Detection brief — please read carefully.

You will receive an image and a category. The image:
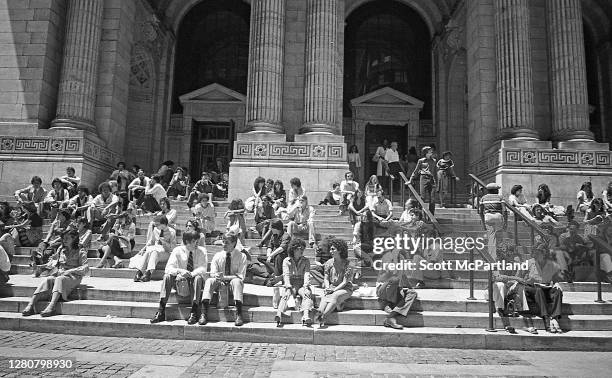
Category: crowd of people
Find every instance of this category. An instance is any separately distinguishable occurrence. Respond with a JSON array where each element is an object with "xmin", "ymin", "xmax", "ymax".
[{"xmin": 0, "ymin": 154, "xmax": 611, "ymax": 335}]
